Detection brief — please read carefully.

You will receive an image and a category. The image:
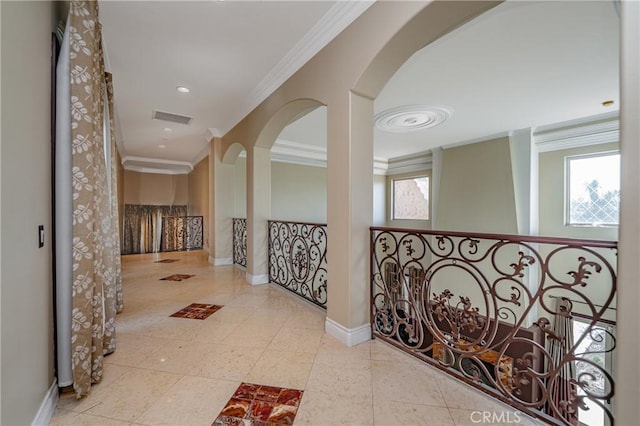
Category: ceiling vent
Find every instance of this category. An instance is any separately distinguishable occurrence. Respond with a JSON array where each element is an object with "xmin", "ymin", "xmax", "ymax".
[{"xmin": 152, "ymin": 110, "xmax": 193, "ymax": 125}]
